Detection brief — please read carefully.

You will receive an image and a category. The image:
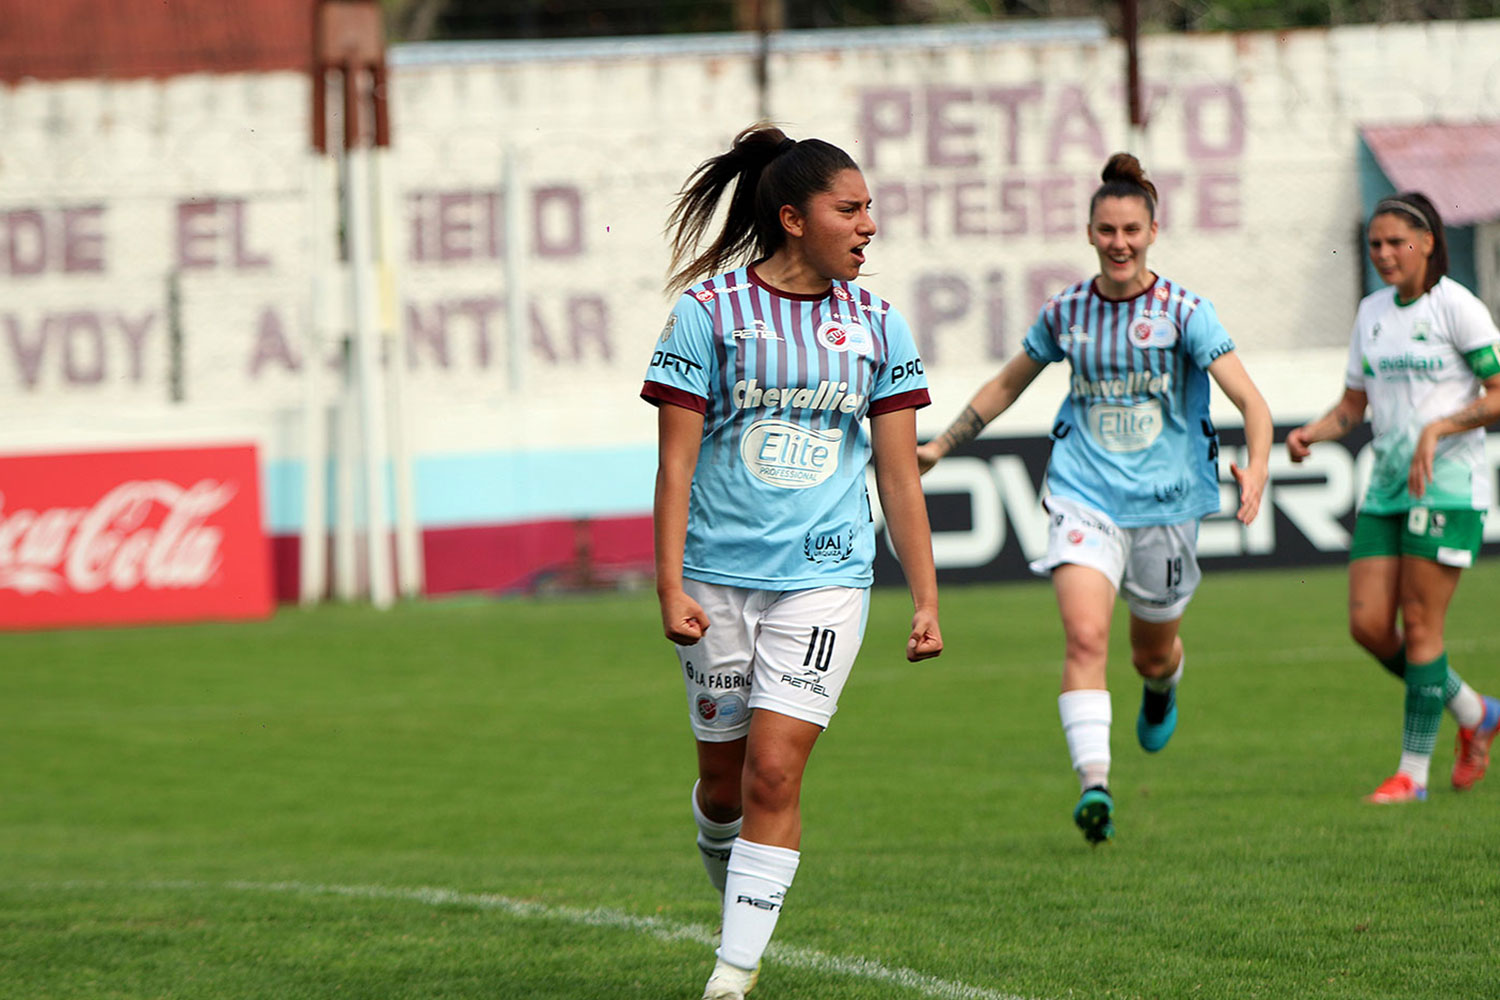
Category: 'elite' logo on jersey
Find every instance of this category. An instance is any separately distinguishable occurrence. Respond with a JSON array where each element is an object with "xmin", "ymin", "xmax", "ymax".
[
  {"xmin": 1089, "ymin": 400, "xmax": 1163, "ymax": 453},
  {"xmin": 740, "ymin": 419, "xmax": 843, "ymax": 489}
]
